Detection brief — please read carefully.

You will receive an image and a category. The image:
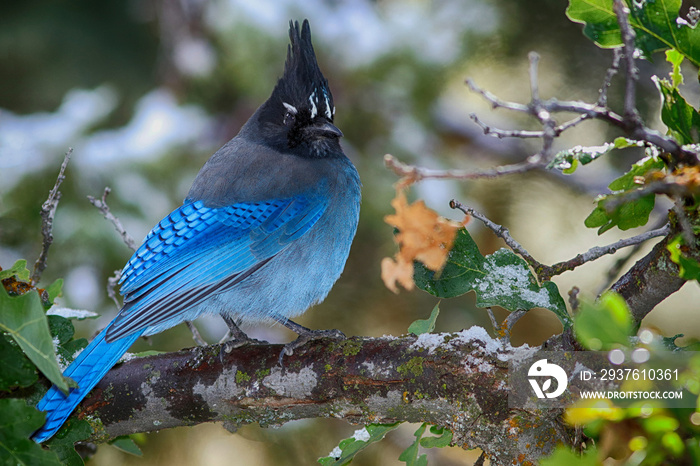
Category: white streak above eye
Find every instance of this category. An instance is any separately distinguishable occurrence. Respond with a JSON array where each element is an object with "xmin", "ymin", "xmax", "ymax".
[
  {"xmin": 282, "ymin": 102, "xmax": 298, "ymax": 114},
  {"xmin": 323, "ymin": 90, "xmax": 332, "ymax": 119},
  {"xmin": 308, "ymin": 90, "xmax": 318, "ymax": 119}
]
